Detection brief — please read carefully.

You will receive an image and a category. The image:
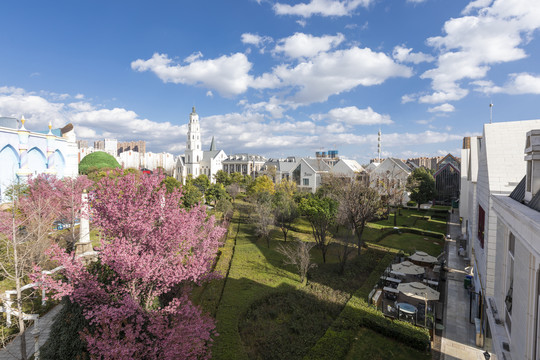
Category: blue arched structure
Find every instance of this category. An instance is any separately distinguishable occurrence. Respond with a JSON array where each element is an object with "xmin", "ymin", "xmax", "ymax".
[
  {"xmin": 53, "ymin": 149, "xmax": 66, "ymax": 178},
  {"xmin": 27, "ymin": 147, "xmax": 47, "ymax": 176},
  {"xmin": 0, "ymin": 144, "xmax": 20, "ymax": 200}
]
